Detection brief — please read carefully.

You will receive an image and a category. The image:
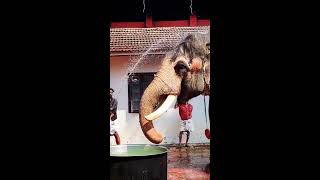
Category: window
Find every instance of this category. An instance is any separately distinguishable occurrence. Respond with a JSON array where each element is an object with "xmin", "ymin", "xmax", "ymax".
[{"xmin": 128, "ymin": 72, "xmax": 156, "ymax": 113}]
